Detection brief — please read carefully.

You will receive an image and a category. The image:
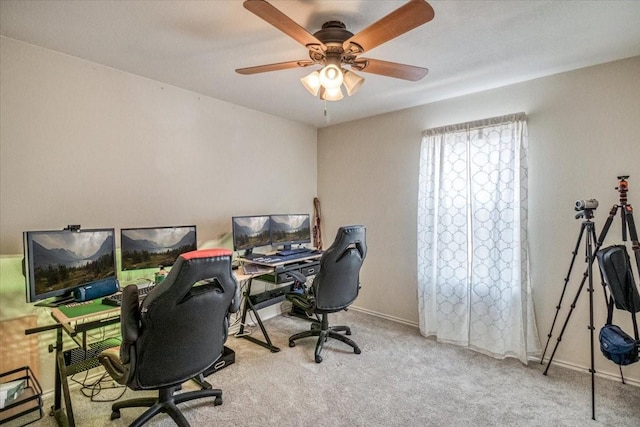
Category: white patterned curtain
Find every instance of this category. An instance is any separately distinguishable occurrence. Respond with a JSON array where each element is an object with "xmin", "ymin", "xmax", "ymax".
[{"xmin": 417, "ymin": 112, "xmax": 539, "ymax": 363}]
